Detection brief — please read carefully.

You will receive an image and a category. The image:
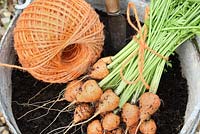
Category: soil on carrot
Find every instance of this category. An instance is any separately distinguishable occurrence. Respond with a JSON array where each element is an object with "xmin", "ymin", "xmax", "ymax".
[{"xmin": 12, "ymin": 11, "xmax": 188, "ymax": 134}]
